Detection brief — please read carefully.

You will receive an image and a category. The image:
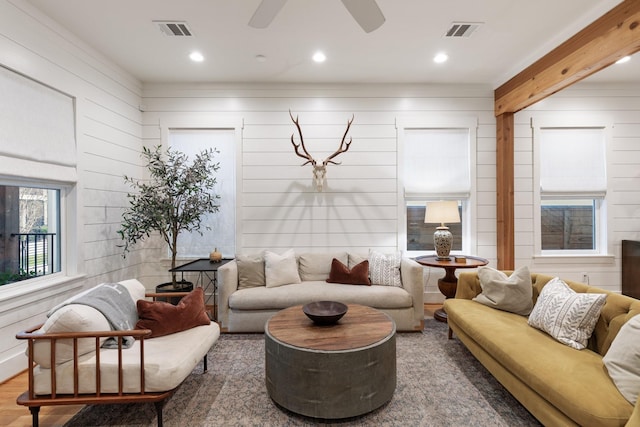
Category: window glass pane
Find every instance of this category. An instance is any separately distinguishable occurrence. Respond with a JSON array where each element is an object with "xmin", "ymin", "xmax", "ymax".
[
  {"xmin": 541, "ymin": 199, "xmax": 595, "ymax": 250},
  {"xmin": 407, "ymin": 204, "xmax": 462, "ymax": 251},
  {"xmin": 0, "ymin": 185, "xmax": 61, "ymax": 285}
]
